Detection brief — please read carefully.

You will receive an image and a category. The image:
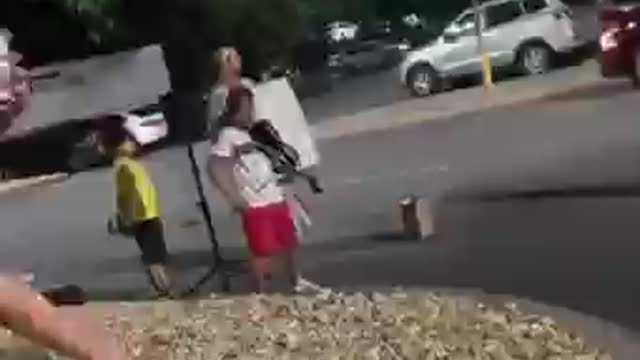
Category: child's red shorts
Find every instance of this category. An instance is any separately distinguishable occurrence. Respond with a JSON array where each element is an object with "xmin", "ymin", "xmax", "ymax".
[{"xmin": 241, "ymin": 201, "xmax": 299, "ymax": 258}]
